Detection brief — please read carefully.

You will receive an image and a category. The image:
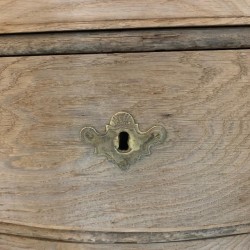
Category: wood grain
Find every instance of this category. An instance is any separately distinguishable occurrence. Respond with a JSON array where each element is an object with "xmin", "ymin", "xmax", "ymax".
[
  {"xmin": 0, "ymin": 234, "xmax": 250, "ymax": 250},
  {"xmin": 0, "ymin": 51, "xmax": 249, "ymax": 242},
  {"xmin": 1, "ymin": 0, "xmax": 250, "ymax": 34},
  {"xmin": 1, "ymin": 221, "xmax": 249, "ymax": 243},
  {"xmin": 2, "ymin": 27, "xmax": 250, "ymax": 56}
]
